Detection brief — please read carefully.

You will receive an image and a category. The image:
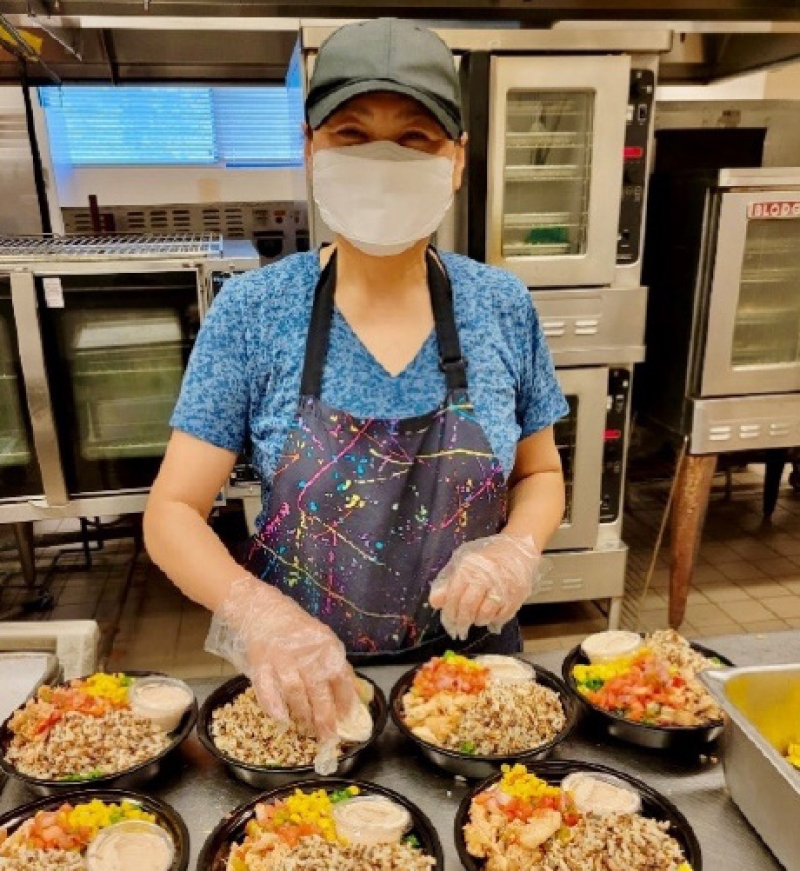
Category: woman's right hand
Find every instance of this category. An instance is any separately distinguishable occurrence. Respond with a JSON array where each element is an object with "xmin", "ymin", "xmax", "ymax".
[{"xmin": 205, "ymin": 575, "xmax": 358, "ymax": 743}]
